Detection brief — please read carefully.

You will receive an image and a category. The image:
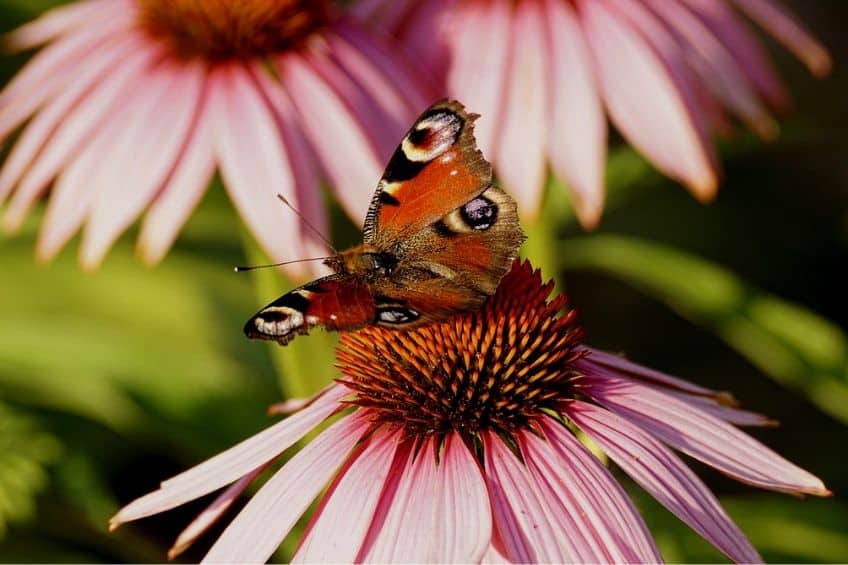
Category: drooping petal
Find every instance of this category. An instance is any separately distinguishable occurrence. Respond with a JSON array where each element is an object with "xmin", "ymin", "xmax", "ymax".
[
  {"xmin": 279, "ymin": 52, "xmax": 382, "ymax": 223},
  {"xmin": 250, "ymin": 64, "xmax": 329, "ymax": 273},
  {"xmin": 544, "ymin": 0, "xmax": 606, "ymax": 227},
  {"xmin": 586, "ymin": 375, "xmax": 831, "ymax": 496},
  {"xmin": 483, "ymin": 431, "xmax": 575, "ymax": 562},
  {"xmin": 566, "ymin": 400, "xmax": 762, "ymax": 563},
  {"xmin": 0, "ymin": 32, "xmax": 131, "ymax": 203},
  {"xmin": 390, "ymin": 0, "xmax": 453, "ymax": 83},
  {"xmin": 360, "ymin": 434, "xmax": 491, "ymax": 563},
  {"xmin": 1, "ymin": 0, "xmax": 133, "ymax": 51},
  {"xmin": 538, "ymin": 419, "xmax": 663, "ymax": 563},
  {"xmin": 110, "ymin": 384, "xmax": 347, "ymax": 528},
  {"xmin": 666, "ymin": 390, "xmax": 777, "ymax": 427},
  {"xmin": 210, "ymin": 62, "xmax": 302, "ymax": 266},
  {"xmin": 138, "ymin": 84, "xmax": 216, "ymax": 265},
  {"xmin": 333, "ymin": 19, "xmax": 433, "ymax": 111},
  {"xmin": 4, "ymin": 38, "xmax": 160, "ymax": 235},
  {"xmin": 294, "ymin": 428, "xmax": 402, "ymax": 563},
  {"xmin": 444, "ymin": 0, "xmax": 511, "ymax": 156},
  {"xmin": 80, "ymin": 62, "xmax": 205, "ymax": 269},
  {"xmin": 681, "ymin": 0, "xmax": 789, "ymax": 109},
  {"xmin": 0, "ymin": 16, "xmax": 133, "ymax": 141},
  {"xmin": 493, "ymin": 0, "xmax": 548, "ymax": 215},
  {"xmin": 203, "ymin": 412, "xmax": 369, "ymax": 564},
  {"xmin": 168, "ymin": 463, "xmax": 270, "ymax": 560},
  {"xmin": 732, "ymin": 0, "xmax": 831, "ymax": 77},
  {"xmin": 643, "ymin": 0, "xmax": 777, "ymax": 138},
  {"xmin": 578, "ymin": 0, "xmax": 718, "ymax": 200}
]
